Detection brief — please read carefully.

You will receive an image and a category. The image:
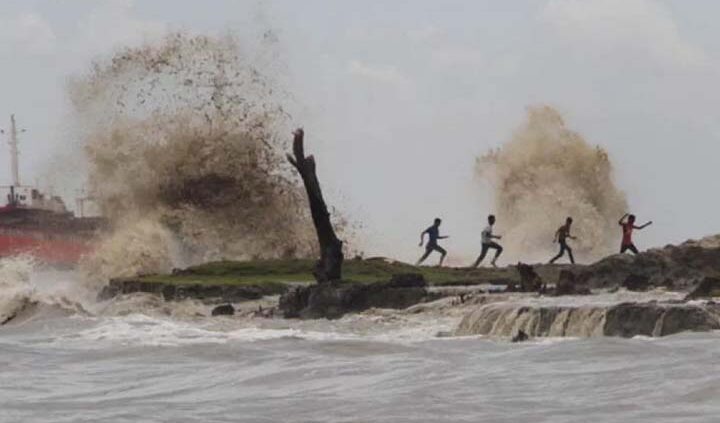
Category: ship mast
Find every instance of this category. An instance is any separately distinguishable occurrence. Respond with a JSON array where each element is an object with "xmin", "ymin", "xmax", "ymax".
[{"xmin": 9, "ymin": 114, "xmax": 21, "ymax": 187}]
